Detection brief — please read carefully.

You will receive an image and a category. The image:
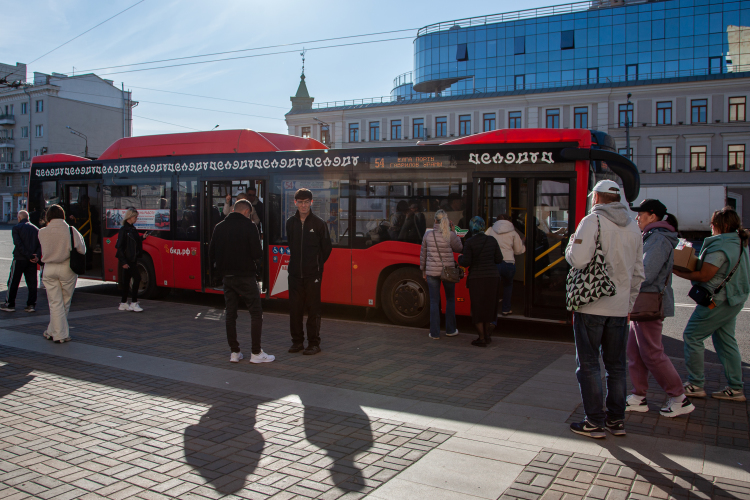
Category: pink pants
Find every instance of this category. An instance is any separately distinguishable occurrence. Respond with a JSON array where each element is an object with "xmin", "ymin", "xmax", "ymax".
[{"xmin": 627, "ymin": 319, "xmax": 684, "ymax": 398}]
